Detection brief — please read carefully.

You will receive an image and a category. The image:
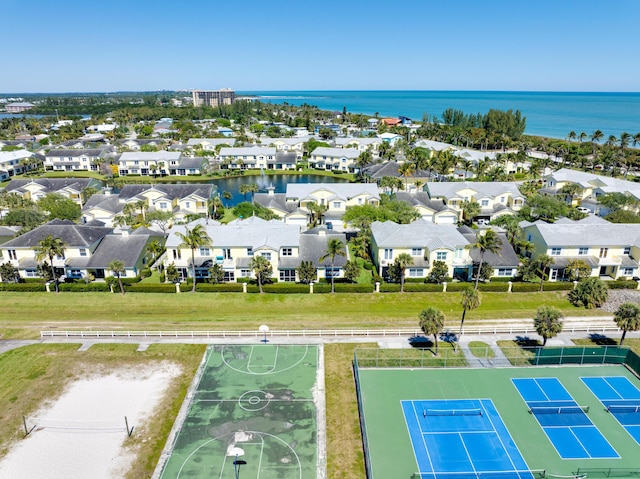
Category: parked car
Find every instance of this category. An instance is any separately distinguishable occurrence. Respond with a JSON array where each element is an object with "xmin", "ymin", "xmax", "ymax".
[{"xmin": 576, "ymin": 207, "xmax": 591, "ymax": 214}]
